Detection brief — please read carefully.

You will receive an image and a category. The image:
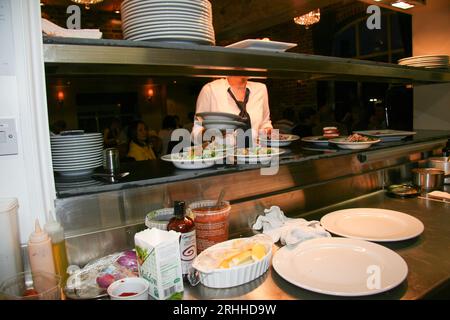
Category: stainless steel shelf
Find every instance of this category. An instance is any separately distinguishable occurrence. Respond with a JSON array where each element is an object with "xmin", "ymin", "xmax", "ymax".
[{"xmin": 43, "ymin": 38, "xmax": 450, "ymax": 83}]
